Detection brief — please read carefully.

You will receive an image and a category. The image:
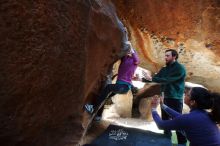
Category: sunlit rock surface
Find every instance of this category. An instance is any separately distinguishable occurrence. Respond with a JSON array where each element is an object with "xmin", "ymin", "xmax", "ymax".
[
  {"xmin": 113, "ymin": 0, "xmax": 220, "ymax": 91},
  {"xmin": 103, "ymin": 90, "xmax": 133, "ymax": 119},
  {"xmin": 0, "ymin": 0, "xmax": 220, "ymax": 146}
]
